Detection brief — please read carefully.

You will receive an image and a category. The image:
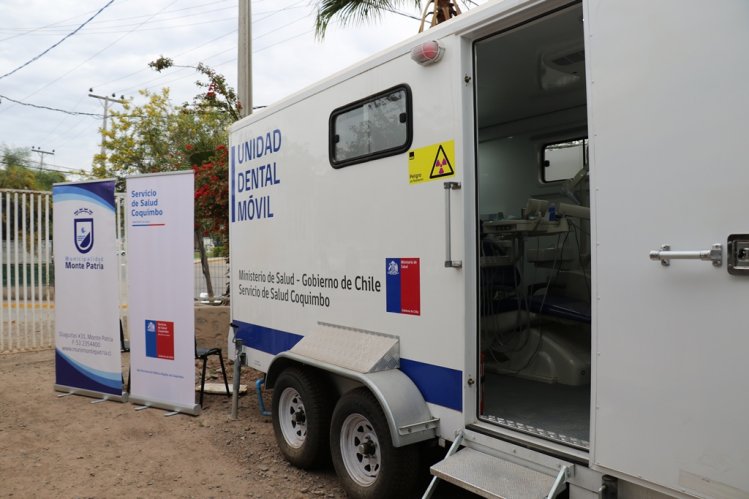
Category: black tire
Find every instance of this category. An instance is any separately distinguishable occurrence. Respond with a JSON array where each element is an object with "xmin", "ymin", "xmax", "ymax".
[
  {"xmin": 330, "ymin": 388, "xmax": 420, "ymax": 499},
  {"xmin": 271, "ymin": 366, "xmax": 333, "ymax": 469}
]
